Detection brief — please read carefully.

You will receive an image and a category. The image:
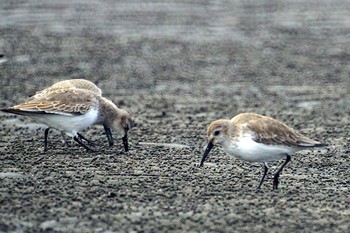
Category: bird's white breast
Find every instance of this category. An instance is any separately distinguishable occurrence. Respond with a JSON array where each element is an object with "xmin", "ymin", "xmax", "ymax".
[
  {"xmin": 30, "ymin": 108, "xmax": 99, "ymax": 137},
  {"xmin": 223, "ymin": 135, "xmax": 300, "ymax": 163}
]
